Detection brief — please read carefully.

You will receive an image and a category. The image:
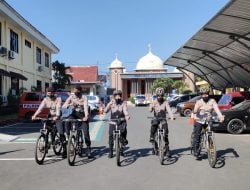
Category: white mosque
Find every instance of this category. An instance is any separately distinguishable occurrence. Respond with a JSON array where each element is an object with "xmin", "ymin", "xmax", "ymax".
[{"xmin": 109, "ymin": 45, "xmax": 194, "ymax": 100}]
